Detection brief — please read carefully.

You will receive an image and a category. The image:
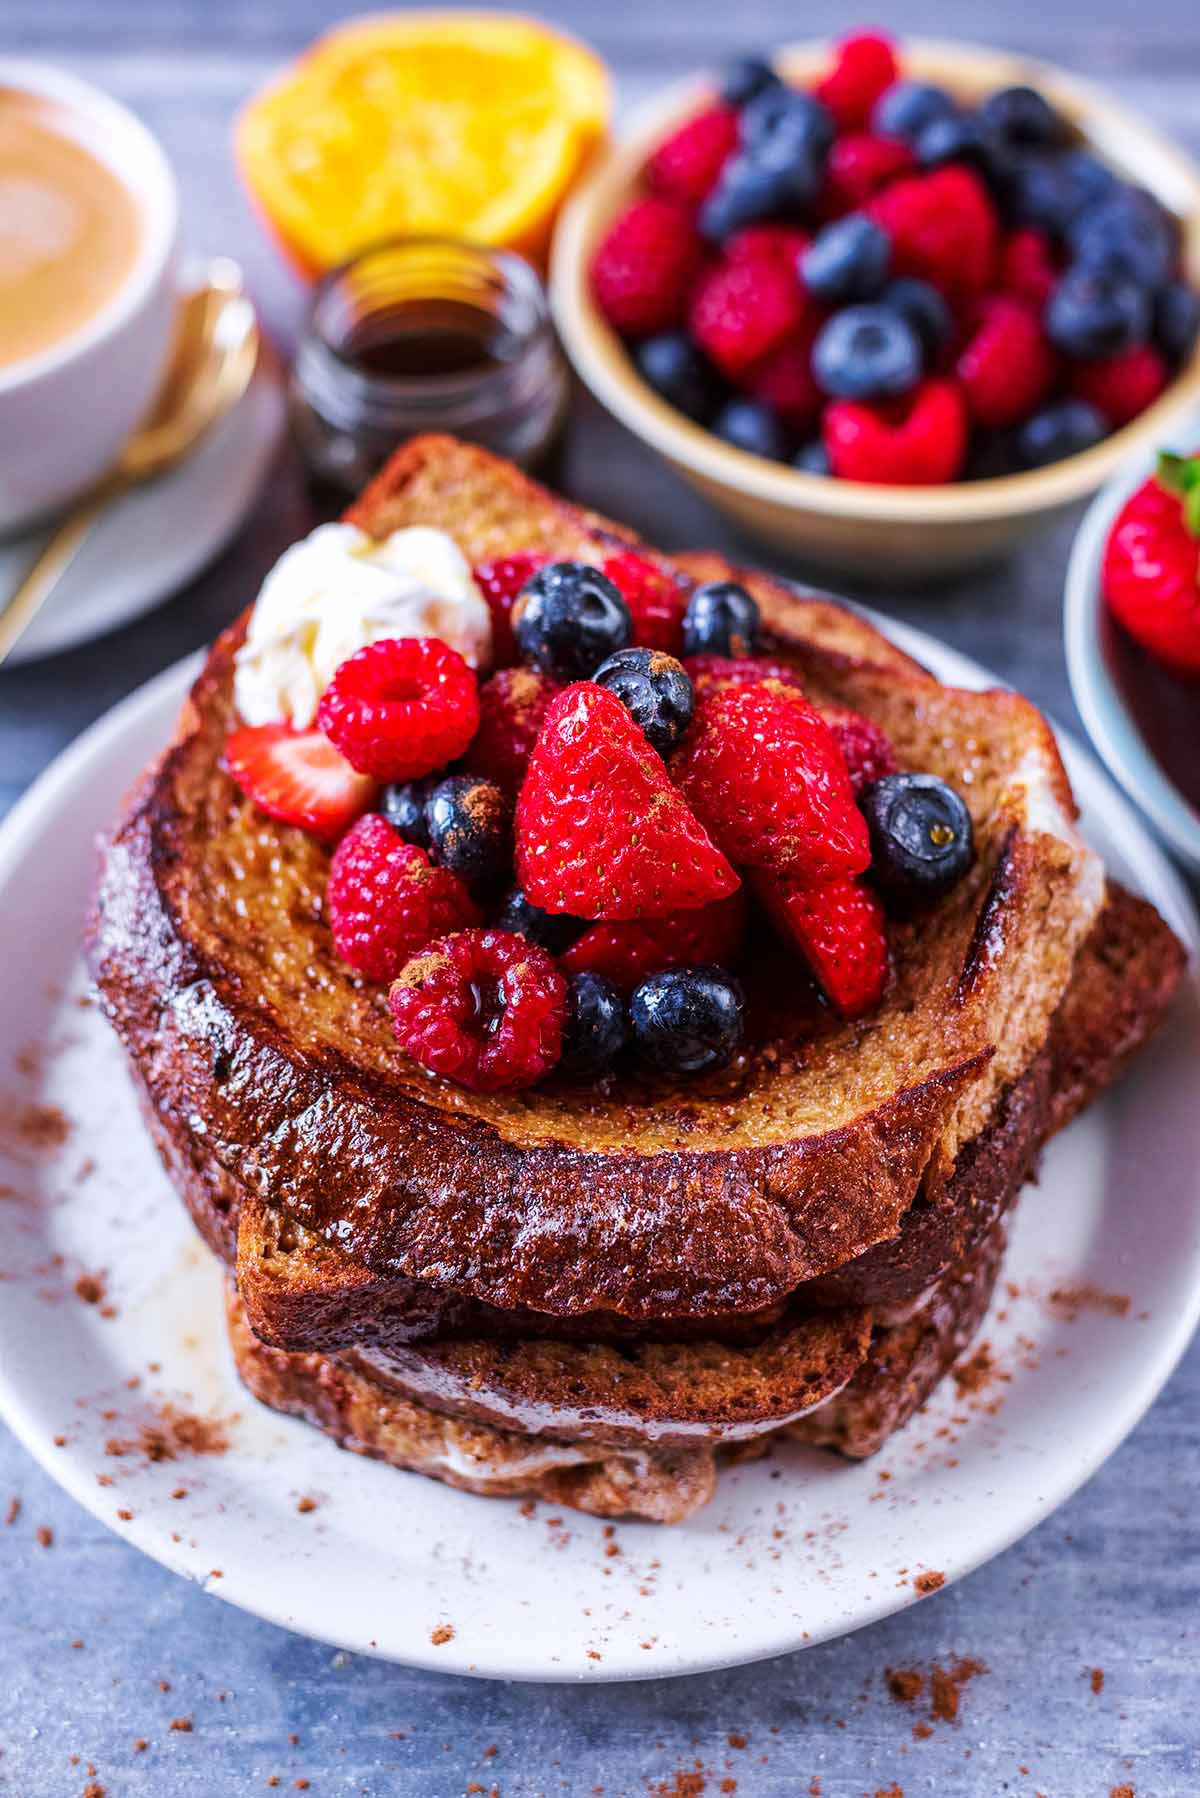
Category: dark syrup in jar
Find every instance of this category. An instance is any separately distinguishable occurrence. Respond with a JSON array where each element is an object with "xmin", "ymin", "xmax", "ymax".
[
  {"xmin": 1102, "ymin": 609, "xmax": 1200, "ymax": 812},
  {"xmin": 337, "ymin": 298, "xmax": 516, "ymax": 380}
]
